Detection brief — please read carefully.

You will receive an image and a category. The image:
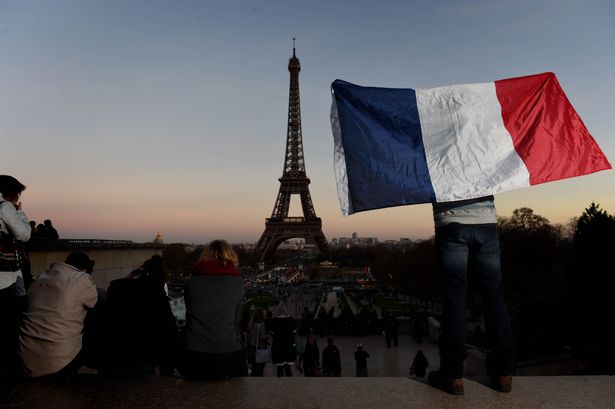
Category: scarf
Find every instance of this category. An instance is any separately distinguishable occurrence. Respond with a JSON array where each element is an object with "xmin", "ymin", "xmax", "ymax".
[{"xmin": 192, "ymin": 259, "xmax": 240, "ymax": 276}]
